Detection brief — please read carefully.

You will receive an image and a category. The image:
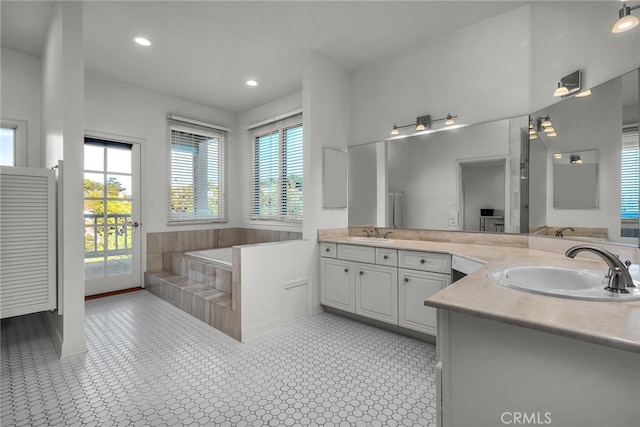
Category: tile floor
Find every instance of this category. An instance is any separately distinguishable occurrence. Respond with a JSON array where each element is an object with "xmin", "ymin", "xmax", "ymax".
[{"xmin": 1, "ymin": 290, "xmax": 437, "ymax": 427}]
